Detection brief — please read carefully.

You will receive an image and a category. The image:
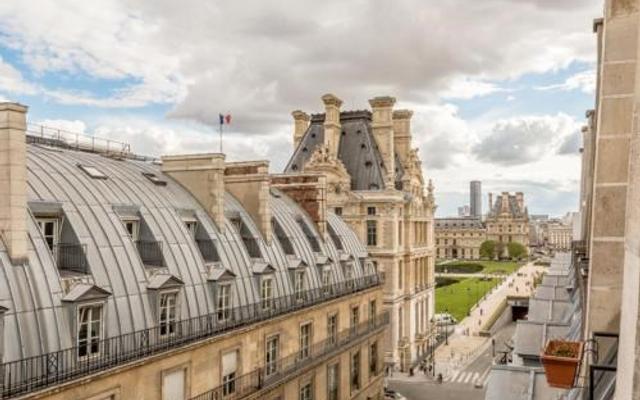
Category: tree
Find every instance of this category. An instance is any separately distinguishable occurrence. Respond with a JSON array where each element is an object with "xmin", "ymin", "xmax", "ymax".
[
  {"xmin": 479, "ymin": 240, "xmax": 497, "ymax": 259},
  {"xmin": 507, "ymin": 241, "xmax": 528, "ymax": 260}
]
